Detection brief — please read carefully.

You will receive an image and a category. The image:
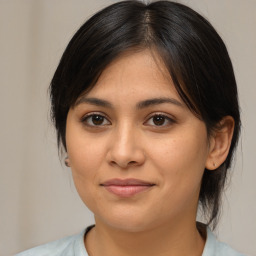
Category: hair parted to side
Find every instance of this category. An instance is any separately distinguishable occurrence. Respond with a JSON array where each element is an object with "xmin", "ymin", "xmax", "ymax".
[{"xmin": 50, "ymin": 0, "xmax": 241, "ymax": 229}]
